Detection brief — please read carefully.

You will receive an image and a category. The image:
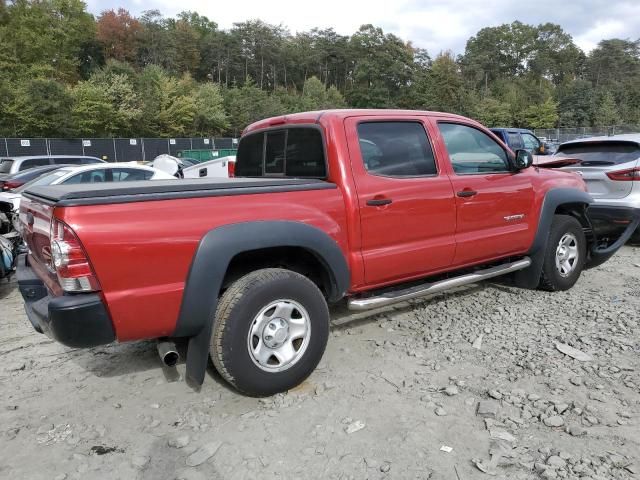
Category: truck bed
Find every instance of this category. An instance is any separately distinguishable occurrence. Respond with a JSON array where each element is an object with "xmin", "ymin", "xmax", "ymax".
[{"xmin": 23, "ymin": 177, "xmax": 335, "ymax": 206}]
